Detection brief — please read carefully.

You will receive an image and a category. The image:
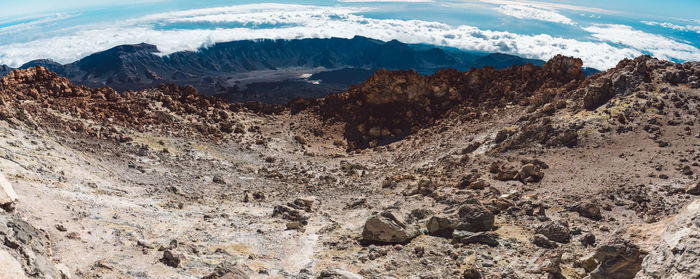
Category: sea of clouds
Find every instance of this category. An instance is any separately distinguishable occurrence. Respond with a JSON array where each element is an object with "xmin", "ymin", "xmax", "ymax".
[{"xmin": 1, "ymin": 3, "xmax": 699, "ymax": 70}]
